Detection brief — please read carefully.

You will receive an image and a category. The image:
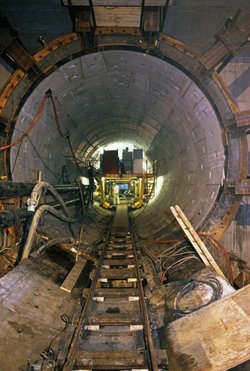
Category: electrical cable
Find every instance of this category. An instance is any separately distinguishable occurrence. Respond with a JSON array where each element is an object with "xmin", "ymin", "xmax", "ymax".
[
  {"xmin": 0, "ymin": 94, "xmax": 48, "ymax": 151},
  {"xmin": 40, "ymin": 314, "xmax": 71, "ymax": 371},
  {"xmin": 36, "ymin": 237, "xmax": 75, "ymax": 255},
  {"xmin": 199, "ymin": 232, "xmax": 234, "ymax": 283},
  {"xmin": 10, "ymin": 140, "xmax": 22, "ymax": 174},
  {"xmin": 1, "ymin": 253, "xmax": 15, "ymax": 267},
  {"xmin": 21, "ymin": 204, "xmax": 79, "ymax": 260},
  {"xmin": 30, "ymin": 181, "xmax": 73, "ymax": 217},
  {"xmin": 145, "ymin": 236, "xmax": 185, "ymax": 244},
  {"xmin": 48, "ymin": 89, "xmax": 85, "ymax": 176},
  {"xmin": 48, "ymin": 92, "xmax": 66, "ymax": 138},
  {"xmin": 67, "ymin": 135, "xmax": 84, "ymax": 176},
  {"xmin": 25, "ymin": 135, "xmax": 61, "ymax": 182},
  {"xmin": 0, "ymin": 247, "xmax": 13, "ymax": 254},
  {"xmin": 173, "ymin": 278, "xmax": 223, "ymax": 317}
]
